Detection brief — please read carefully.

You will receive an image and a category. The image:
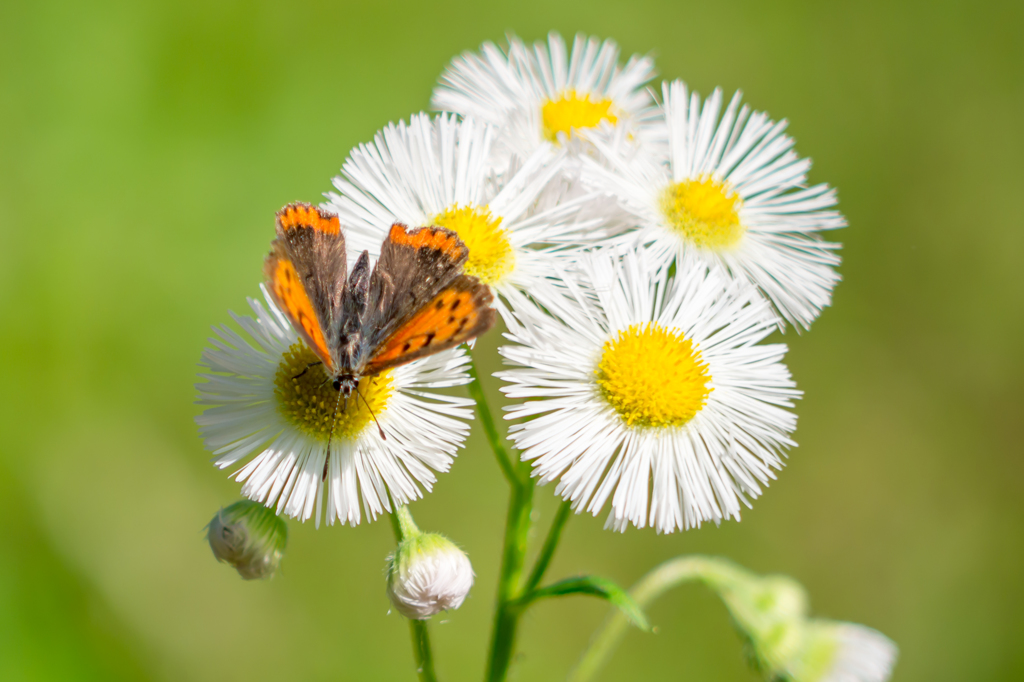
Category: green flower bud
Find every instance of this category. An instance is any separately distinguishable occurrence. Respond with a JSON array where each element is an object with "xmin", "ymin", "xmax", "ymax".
[
  {"xmin": 716, "ymin": 574, "xmax": 810, "ymax": 677},
  {"xmin": 207, "ymin": 501, "xmax": 287, "ymax": 580},
  {"xmin": 386, "ymin": 532, "xmax": 474, "ymax": 620}
]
